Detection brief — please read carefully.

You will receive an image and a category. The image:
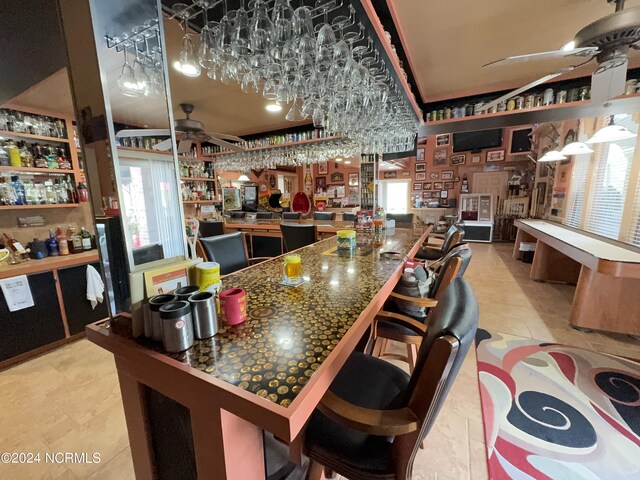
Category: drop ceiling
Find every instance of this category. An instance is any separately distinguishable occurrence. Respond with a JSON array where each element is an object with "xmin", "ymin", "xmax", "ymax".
[{"xmin": 389, "ymin": 0, "xmax": 640, "ymax": 103}]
